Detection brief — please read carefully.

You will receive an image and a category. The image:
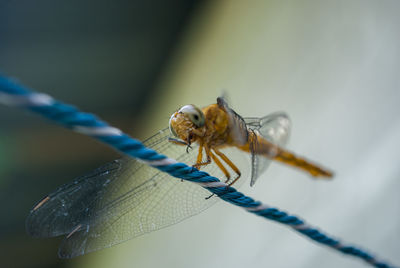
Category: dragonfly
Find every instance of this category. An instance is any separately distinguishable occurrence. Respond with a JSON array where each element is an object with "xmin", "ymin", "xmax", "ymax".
[{"xmin": 26, "ymin": 97, "xmax": 333, "ymax": 258}]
